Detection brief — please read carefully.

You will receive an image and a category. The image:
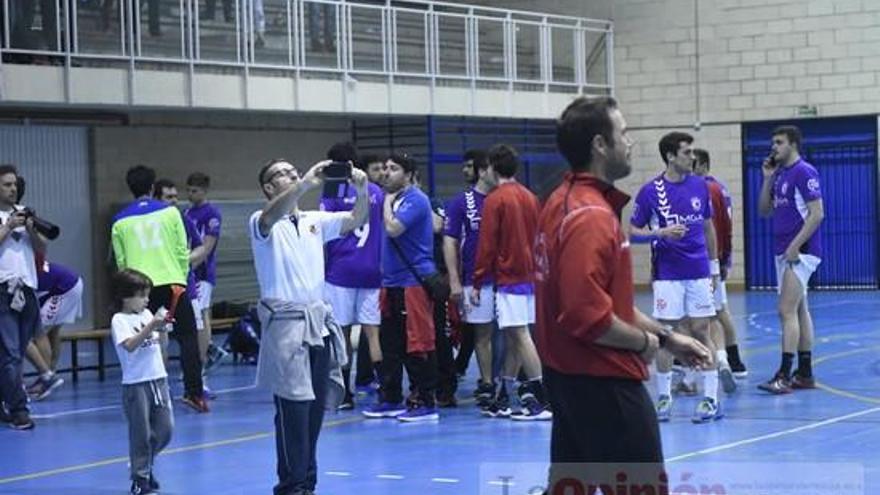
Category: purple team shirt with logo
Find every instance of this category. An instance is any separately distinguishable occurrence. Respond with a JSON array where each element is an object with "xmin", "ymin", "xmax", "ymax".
[
  {"xmin": 771, "ymin": 159, "xmax": 823, "ymax": 258},
  {"xmin": 631, "ymin": 174, "xmax": 713, "ymax": 281},
  {"xmin": 321, "ymin": 182, "xmax": 384, "ymax": 288},
  {"xmin": 184, "ymin": 202, "xmax": 222, "ymax": 285},
  {"xmin": 183, "ymin": 214, "xmax": 202, "ymax": 300},
  {"xmin": 37, "ymin": 261, "xmax": 79, "ymax": 298},
  {"xmin": 443, "ymin": 187, "xmax": 488, "ymax": 286},
  {"xmin": 383, "ymin": 186, "xmax": 436, "ymax": 288}
]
